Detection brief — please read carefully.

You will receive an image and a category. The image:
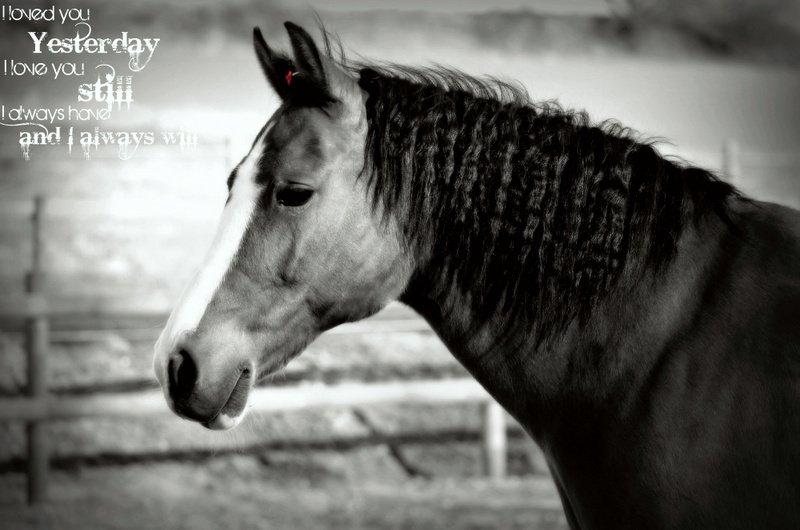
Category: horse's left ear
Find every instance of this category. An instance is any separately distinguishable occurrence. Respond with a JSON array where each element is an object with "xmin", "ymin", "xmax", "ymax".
[
  {"xmin": 253, "ymin": 27, "xmax": 295, "ymax": 101},
  {"xmin": 284, "ymin": 22, "xmax": 334, "ymax": 105}
]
